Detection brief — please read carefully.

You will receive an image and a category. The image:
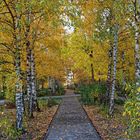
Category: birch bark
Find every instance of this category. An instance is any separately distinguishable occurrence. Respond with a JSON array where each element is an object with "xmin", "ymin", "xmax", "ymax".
[
  {"xmin": 109, "ymin": 24, "xmax": 119, "ymax": 115},
  {"xmin": 106, "ymin": 48, "xmax": 112, "ymax": 106},
  {"xmin": 15, "ymin": 0, "xmax": 24, "ymax": 130},
  {"xmin": 25, "ymin": 0, "xmax": 34, "ymax": 118},
  {"xmin": 31, "ymin": 50, "xmax": 40, "ymax": 111},
  {"xmin": 134, "ymin": 0, "xmax": 140, "ymax": 100}
]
